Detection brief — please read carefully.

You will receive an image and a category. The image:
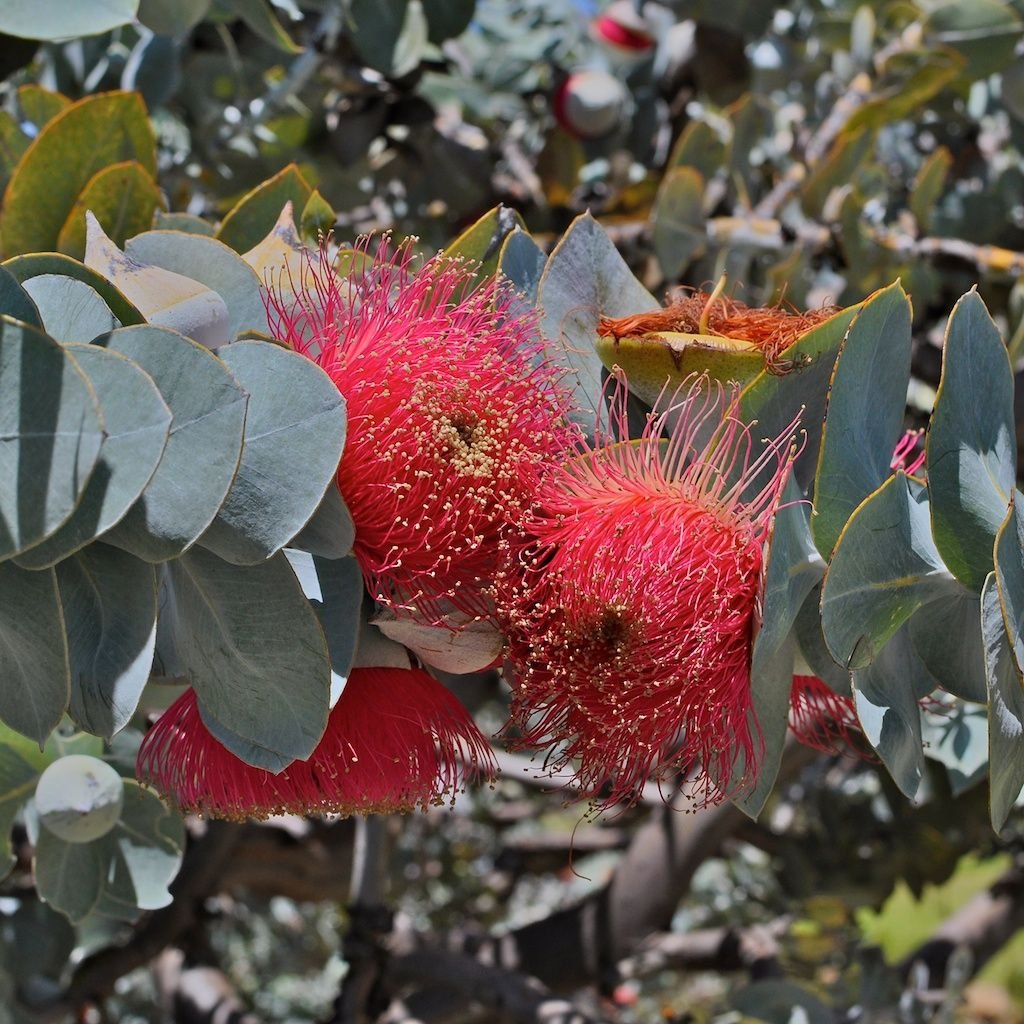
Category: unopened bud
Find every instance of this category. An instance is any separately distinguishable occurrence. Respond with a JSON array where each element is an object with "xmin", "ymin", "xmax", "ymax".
[{"xmin": 553, "ymin": 70, "xmax": 628, "ymax": 140}]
